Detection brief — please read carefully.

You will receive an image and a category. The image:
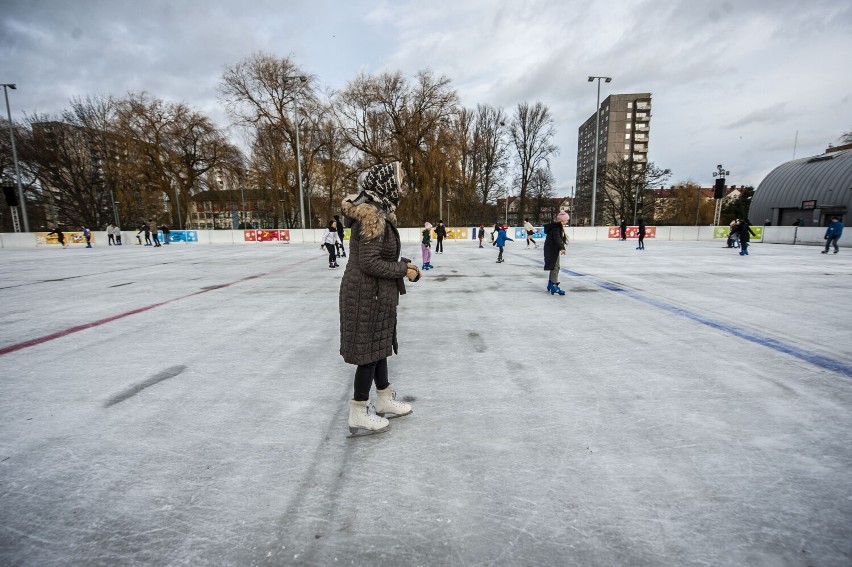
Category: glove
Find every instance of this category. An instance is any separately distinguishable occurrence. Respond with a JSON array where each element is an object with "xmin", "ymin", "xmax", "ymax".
[{"xmin": 406, "ymin": 263, "xmax": 421, "ymax": 282}]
